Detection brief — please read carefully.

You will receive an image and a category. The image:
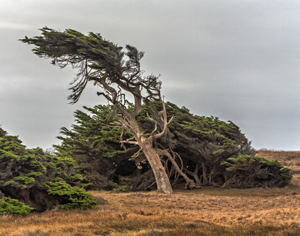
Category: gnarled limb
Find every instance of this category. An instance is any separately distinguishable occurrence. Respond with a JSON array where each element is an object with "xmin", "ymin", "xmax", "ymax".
[
  {"xmin": 184, "ymin": 163, "xmax": 201, "ymax": 185},
  {"xmin": 156, "ymin": 149, "xmax": 199, "ymax": 190},
  {"xmin": 153, "ymin": 96, "xmax": 174, "ymax": 140}
]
